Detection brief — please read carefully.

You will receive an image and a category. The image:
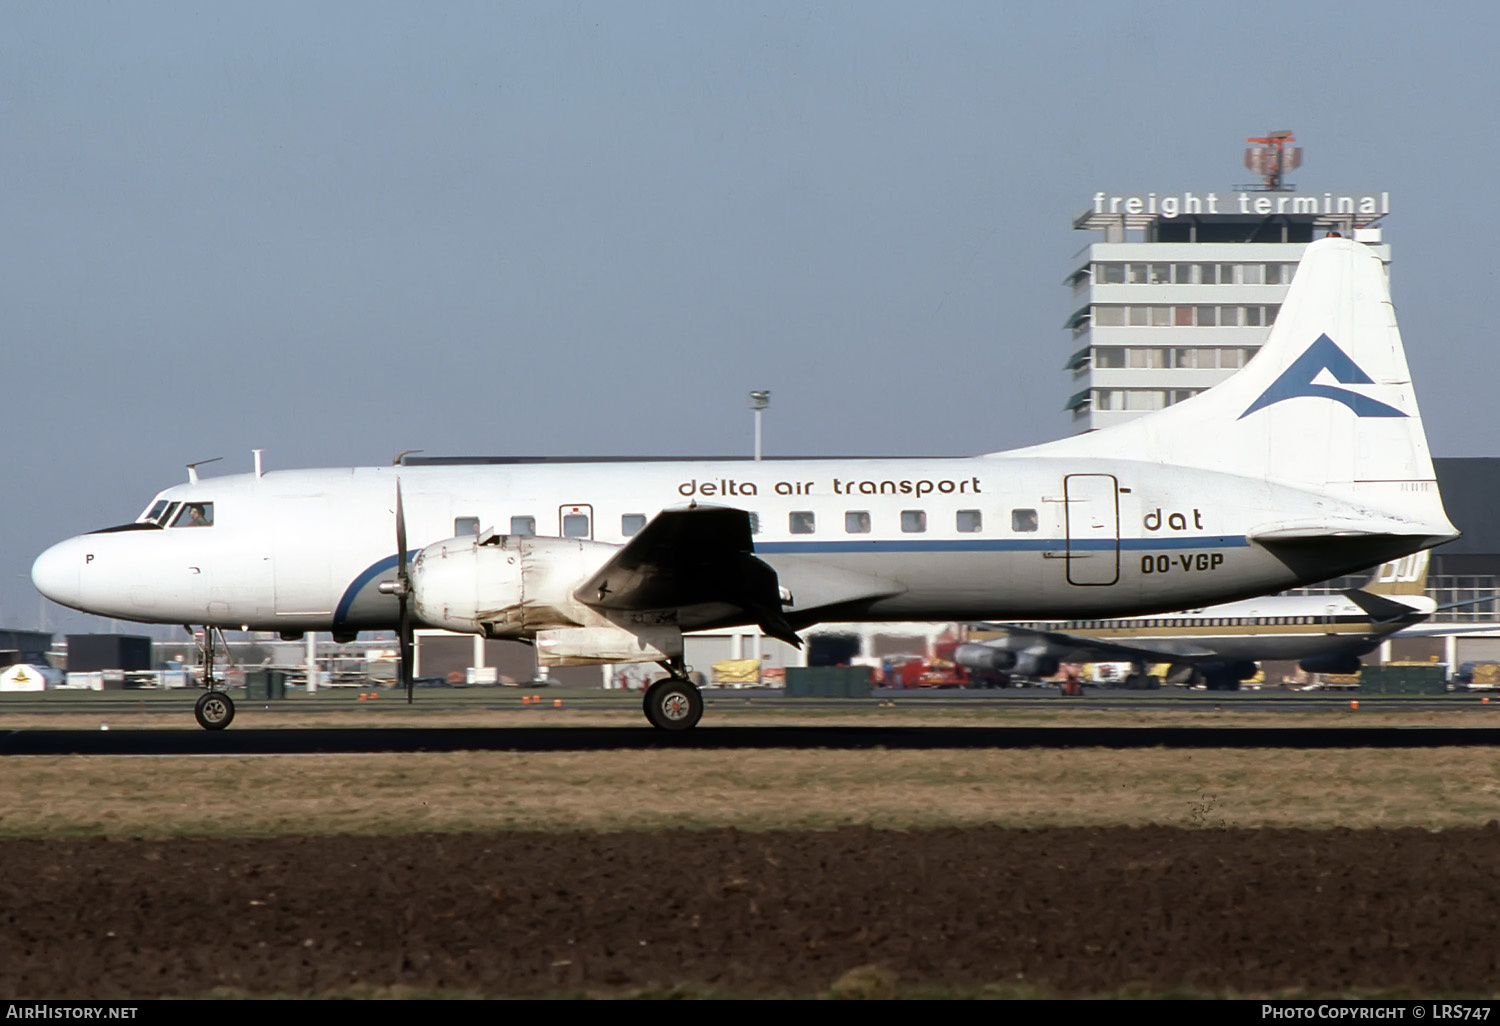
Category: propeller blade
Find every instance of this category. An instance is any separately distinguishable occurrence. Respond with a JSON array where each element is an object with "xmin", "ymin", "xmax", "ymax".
[
  {"xmin": 395, "ymin": 479, "xmax": 414, "ymax": 704},
  {"xmin": 400, "ymin": 592, "xmax": 414, "ymax": 704},
  {"xmin": 395, "ymin": 480, "xmax": 408, "ymax": 583}
]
